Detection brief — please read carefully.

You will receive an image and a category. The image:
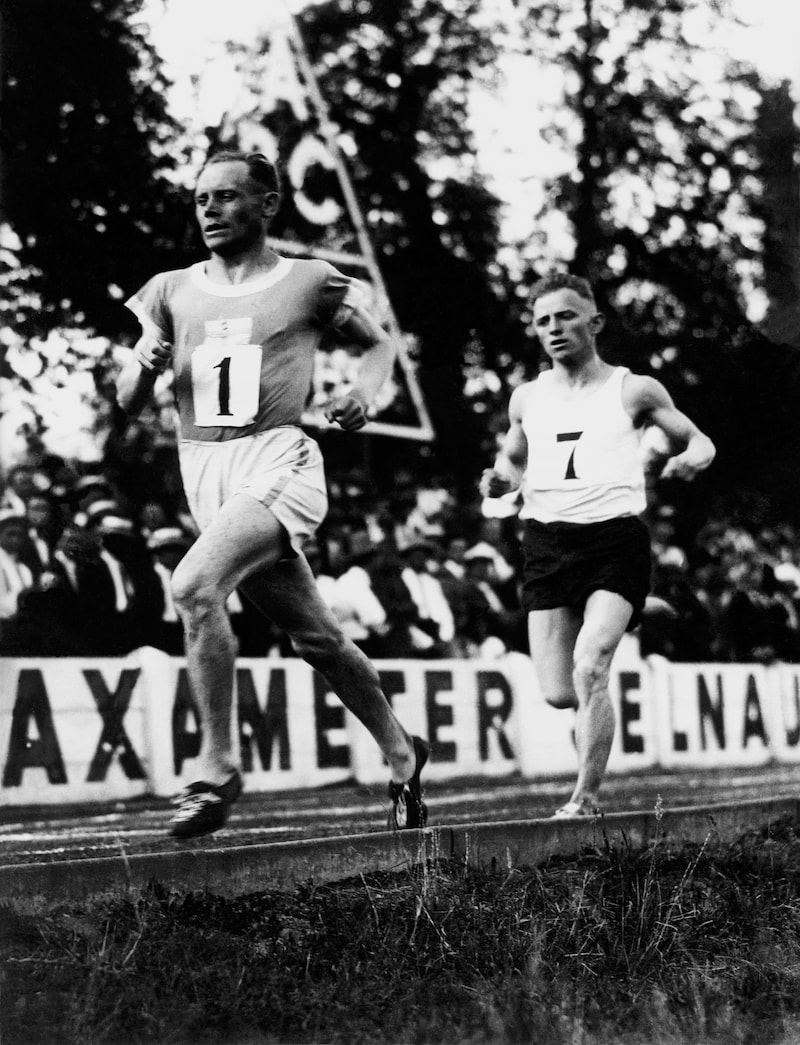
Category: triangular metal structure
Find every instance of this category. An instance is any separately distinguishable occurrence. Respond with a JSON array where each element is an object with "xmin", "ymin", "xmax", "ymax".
[{"xmin": 217, "ymin": 11, "xmax": 434, "ymax": 441}]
